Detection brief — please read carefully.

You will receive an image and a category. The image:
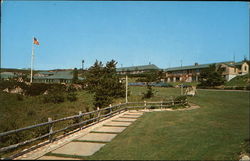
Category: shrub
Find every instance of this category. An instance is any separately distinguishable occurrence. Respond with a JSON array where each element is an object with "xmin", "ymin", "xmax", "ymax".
[
  {"xmin": 67, "ymin": 92, "xmax": 77, "ymax": 102},
  {"xmin": 142, "ymin": 85, "xmax": 154, "ymax": 99},
  {"xmin": 235, "ymin": 86, "xmax": 245, "ymax": 90},
  {"xmin": 246, "ymin": 85, "xmax": 250, "ymax": 91},
  {"xmin": 16, "ymin": 94, "xmax": 24, "ymax": 101},
  {"xmin": 43, "ymin": 92, "xmax": 65, "ymax": 104},
  {"xmin": 149, "ymin": 105, "xmax": 156, "ymax": 109},
  {"xmin": 174, "ymin": 95, "xmax": 187, "ymax": 102},
  {"xmin": 174, "ymin": 95, "xmax": 188, "ymax": 105}
]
